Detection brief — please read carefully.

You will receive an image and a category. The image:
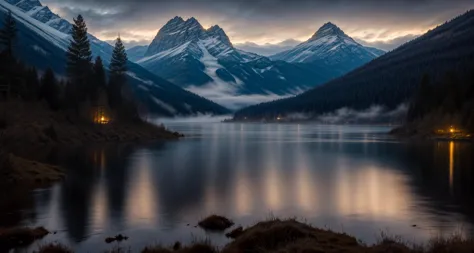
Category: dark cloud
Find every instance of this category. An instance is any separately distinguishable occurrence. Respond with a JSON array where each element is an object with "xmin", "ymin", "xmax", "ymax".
[{"xmin": 42, "ymin": 0, "xmax": 474, "ymax": 48}]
